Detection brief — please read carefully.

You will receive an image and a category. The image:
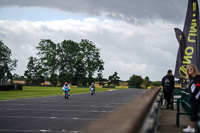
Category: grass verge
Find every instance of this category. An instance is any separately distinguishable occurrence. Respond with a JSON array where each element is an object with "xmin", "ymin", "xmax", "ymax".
[{"xmin": 0, "ymin": 86, "xmax": 127, "ymax": 100}]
